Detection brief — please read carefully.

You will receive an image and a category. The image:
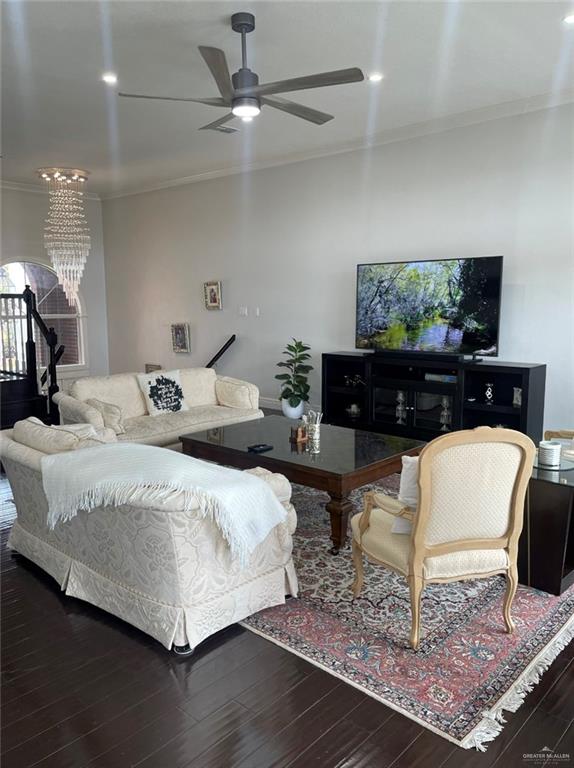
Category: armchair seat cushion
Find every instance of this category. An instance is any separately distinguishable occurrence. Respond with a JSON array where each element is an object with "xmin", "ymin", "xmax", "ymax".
[
  {"xmin": 119, "ymin": 405, "xmax": 263, "ymax": 446},
  {"xmin": 351, "ymin": 508, "xmax": 508, "ymax": 581}
]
